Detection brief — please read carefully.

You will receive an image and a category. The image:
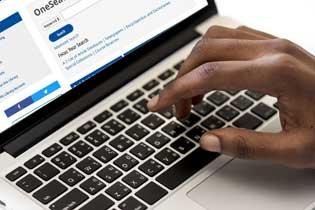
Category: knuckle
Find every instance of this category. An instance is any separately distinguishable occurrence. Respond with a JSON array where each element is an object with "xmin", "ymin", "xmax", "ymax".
[
  {"xmin": 196, "ymin": 62, "xmax": 220, "ymax": 78},
  {"xmin": 234, "ymin": 135, "xmax": 255, "ymax": 159},
  {"xmin": 205, "ymin": 25, "xmax": 224, "ymax": 37},
  {"xmin": 193, "ymin": 39, "xmax": 209, "ymax": 55},
  {"xmin": 271, "ymin": 38, "xmax": 297, "ymax": 54},
  {"xmin": 270, "ymin": 53, "xmax": 298, "ymax": 78}
]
